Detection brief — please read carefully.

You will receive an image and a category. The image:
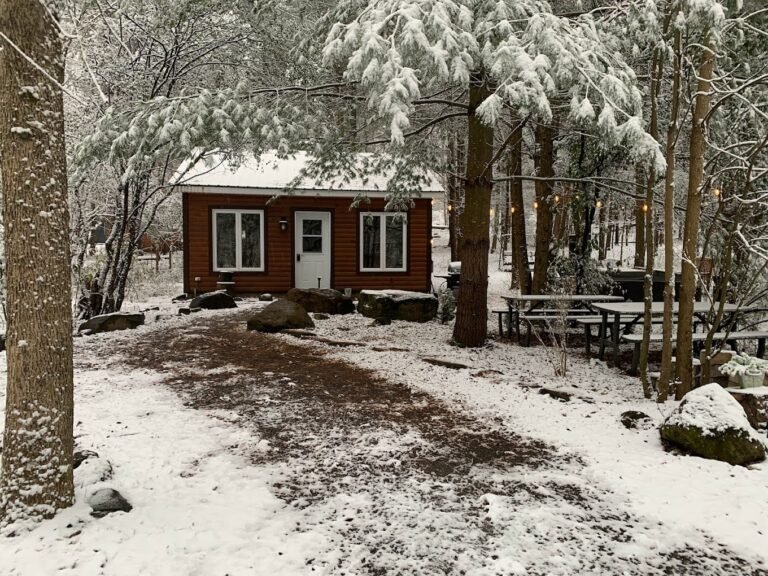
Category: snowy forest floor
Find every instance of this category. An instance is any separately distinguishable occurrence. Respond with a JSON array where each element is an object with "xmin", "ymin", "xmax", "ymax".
[{"xmin": 2, "ymin": 304, "xmax": 767, "ymax": 575}]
